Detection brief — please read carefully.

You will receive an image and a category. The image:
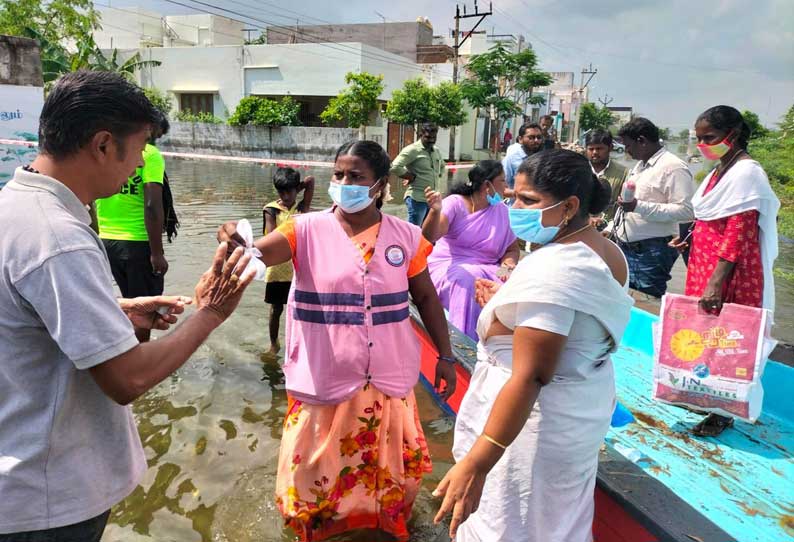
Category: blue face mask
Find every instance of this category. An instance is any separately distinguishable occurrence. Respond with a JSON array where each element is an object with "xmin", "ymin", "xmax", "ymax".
[
  {"xmin": 486, "ymin": 182, "xmax": 503, "ymax": 206},
  {"xmin": 508, "ymin": 200, "xmax": 565, "ymax": 245},
  {"xmin": 328, "ymin": 181, "xmax": 379, "ymax": 214}
]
